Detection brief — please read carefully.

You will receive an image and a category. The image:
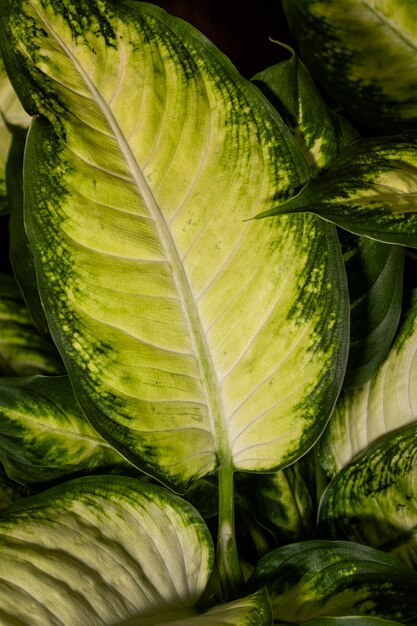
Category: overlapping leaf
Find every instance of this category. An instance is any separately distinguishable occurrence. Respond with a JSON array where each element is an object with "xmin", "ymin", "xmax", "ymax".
[
  {"xmin": 281, "ymin": 0, "xmax": 417, "ymax": 133},
  {"xmin": 247, "ymin": 540, "xmax": 417, "ymax": 623},
  {"xmin": 319, "ymin": 423, "xmax": 417, "ymax": 570},
  {"xmin": 252, "ymin": 48, "xmax": 406, "ymax": 387},
  {"xmin": 0, "ymin": 476, "xmax": 216, "ymax": 625},
  {"xmin": 320, "ymin": 293, "xmax": 417, "ymax": 477},
  {"xmin": 339, "ymin": 231, "xmax": 404, "ymax": 388},
  {"xmin": 0, "ymin": 374, "xmax": 134, "ymax": 487},
  {"xmin": 0, "ymin": 272, "xmax": 63, "ymax": 375},
  {"xmin": 0, "ymin": 55, "xmax": 30, "ymax": 215},
  {"xmin": 256, "ymin": 133, "xmax": 417, "ymax": 246},
  {"xmin": 0, "ymin": 0, "xmax": 348, "ymax": 490},
  {"xmin": 252, "ymin": 46, "xmax": 357, "ymax": 176},
  {"xmin": 7, "ymin": 129, "xmax": 50, "ymax": 336}
]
